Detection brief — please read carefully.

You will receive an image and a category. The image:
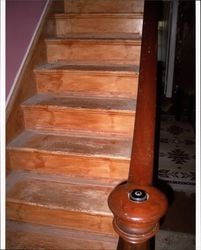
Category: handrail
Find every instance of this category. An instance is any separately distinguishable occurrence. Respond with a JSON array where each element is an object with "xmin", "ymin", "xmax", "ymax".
[
  {"xmin": 128, "ymin": 0, "xmax": 158, "ymax": 186},
  {"xmin": 108, "ymin": 1, "xmax": 167, "ymax": 249}
]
